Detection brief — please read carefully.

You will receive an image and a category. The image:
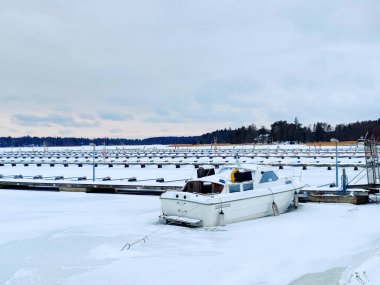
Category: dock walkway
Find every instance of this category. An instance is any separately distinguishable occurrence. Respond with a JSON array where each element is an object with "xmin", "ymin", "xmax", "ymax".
[{"xmin": 0, "ymin": 180, "xmax": 180, "ymax": 195}]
